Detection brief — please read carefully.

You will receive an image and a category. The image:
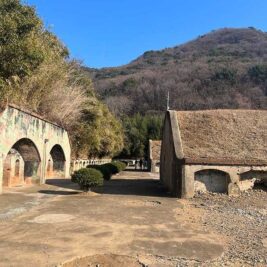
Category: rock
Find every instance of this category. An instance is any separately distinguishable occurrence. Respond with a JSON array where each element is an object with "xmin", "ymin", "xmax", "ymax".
[{"xmin": 228, "ymin": 183, "xmax": 240, "ymax": 197}]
